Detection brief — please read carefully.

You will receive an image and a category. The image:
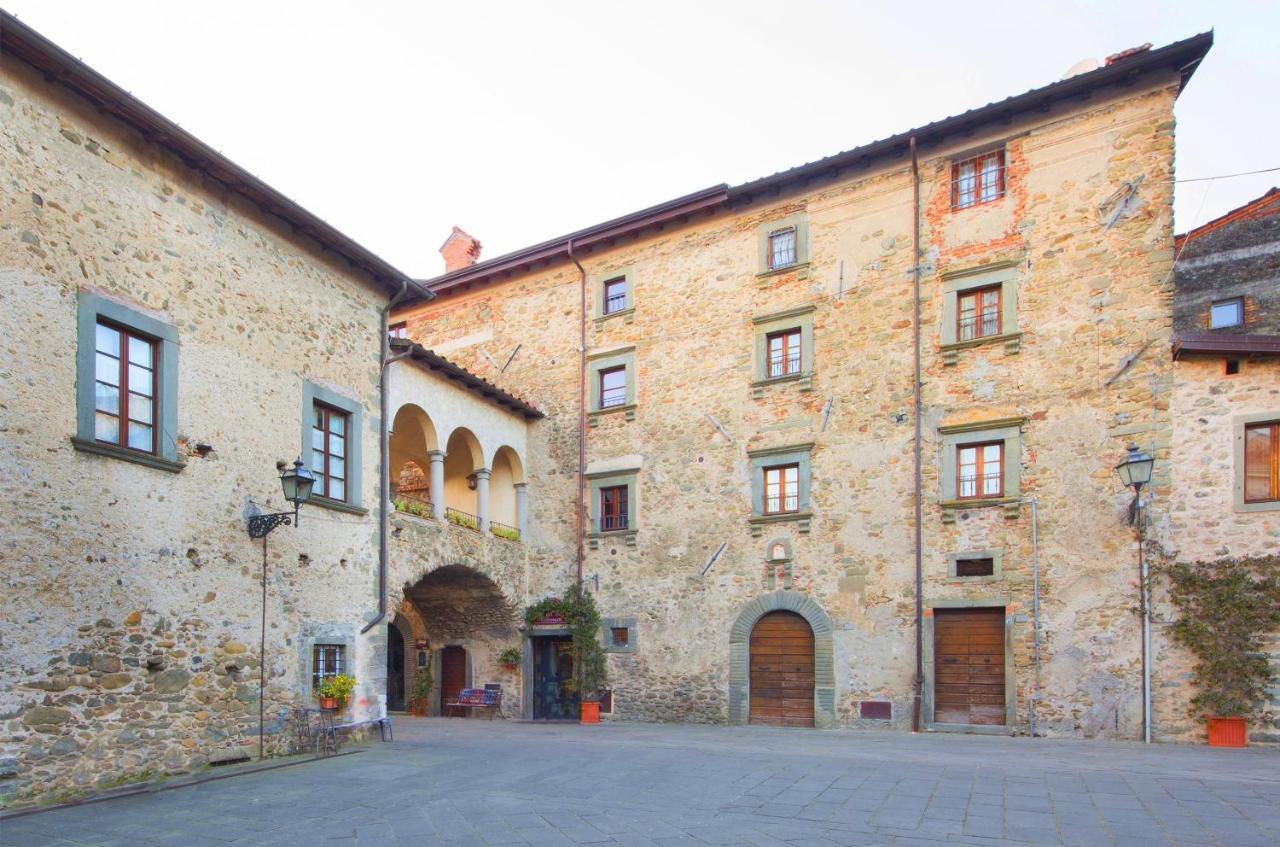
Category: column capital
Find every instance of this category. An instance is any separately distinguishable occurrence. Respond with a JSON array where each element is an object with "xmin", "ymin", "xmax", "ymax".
[
  {"xmin": 472, "ymin": 467, "xmax": 492, "ymax": 481},
  {"xmin": 427, "ymin": 449, "xmax": 446, "ymax": 461},
  {"xmin": 513, "ymin": 481, "xmax": 529, "ymax": 490}
]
